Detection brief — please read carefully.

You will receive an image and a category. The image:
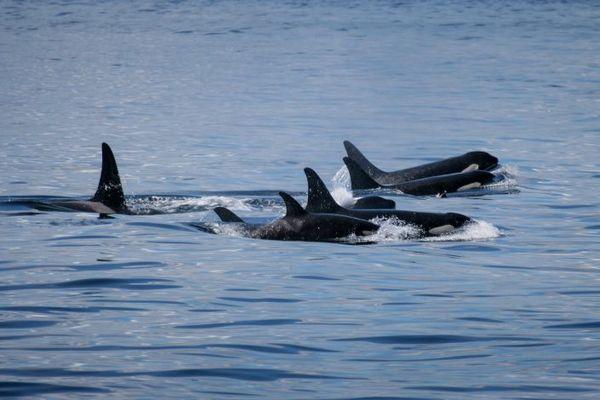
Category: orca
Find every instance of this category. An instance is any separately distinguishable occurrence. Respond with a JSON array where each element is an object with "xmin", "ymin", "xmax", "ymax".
[
  {"xmin": 206, "ymin": 192, "xmax": 380, "ymax": 242},
  {"xmin": 343, "ymin": 157, "xmax": 495, "ymax": 196},
  {"xmin": 304, "ymin": 168, "xmax": 471, "ymax": 235},
  {"xmin": 352, "ymin": 196, "xmax": 395, "ymax": 209},
  {"xmin": 344, "ymin": 140, "xmax": 498, "ymax": 185},
  {"xmin": 21, "ymin": 143, "xmax": 130, "ymax": 215}
]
